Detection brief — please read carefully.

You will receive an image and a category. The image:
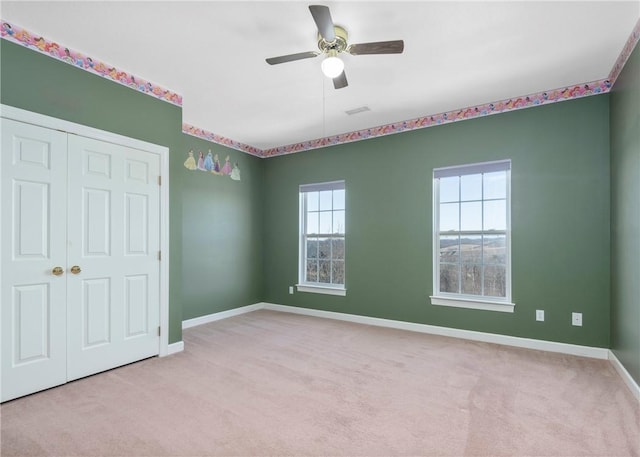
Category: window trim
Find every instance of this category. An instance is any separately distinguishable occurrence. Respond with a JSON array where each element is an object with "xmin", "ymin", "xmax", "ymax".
[
  {"xmin": 431, "ymin": 160, "xmax": 514, "ymax": 312},
  {"xmin": 296, "ymin": 284, "xmax": 347, "ymax": 296},
  {"xmin": 430, "ymin": 295, "xmax": 514, "ymax": 313},
  {"xmin": 298, "ymin": 180, "xmax": 346, "ymax": 295}
]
